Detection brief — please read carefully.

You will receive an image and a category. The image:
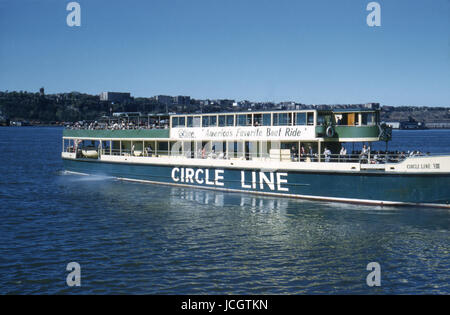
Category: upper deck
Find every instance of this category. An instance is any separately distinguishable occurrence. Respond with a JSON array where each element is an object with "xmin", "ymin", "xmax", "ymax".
[
  {"xmin": 63, "ymin": 107, "xmax": 385, "ymax": 143},
  {"xmin": 169, "ymin": 108, "xmax": 383, "ymax": 142}
]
